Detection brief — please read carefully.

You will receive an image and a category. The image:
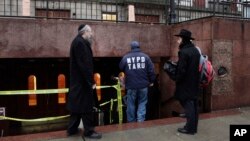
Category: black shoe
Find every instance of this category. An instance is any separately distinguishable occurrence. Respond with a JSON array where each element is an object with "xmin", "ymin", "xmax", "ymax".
[
  {"xmin": 84, "ymin": 131, "xmax": 102, "ymax": 139},
  {"xmin": 67, "ymin": 128, "xmax": 81, "ymax": 136},
  {"xmin": 179, "ymin": 113, "xmax": 186, "ymax": 118},
  {"xmin": 177, "ymin": 128, "xmax": 196, "ymax": 135}
]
